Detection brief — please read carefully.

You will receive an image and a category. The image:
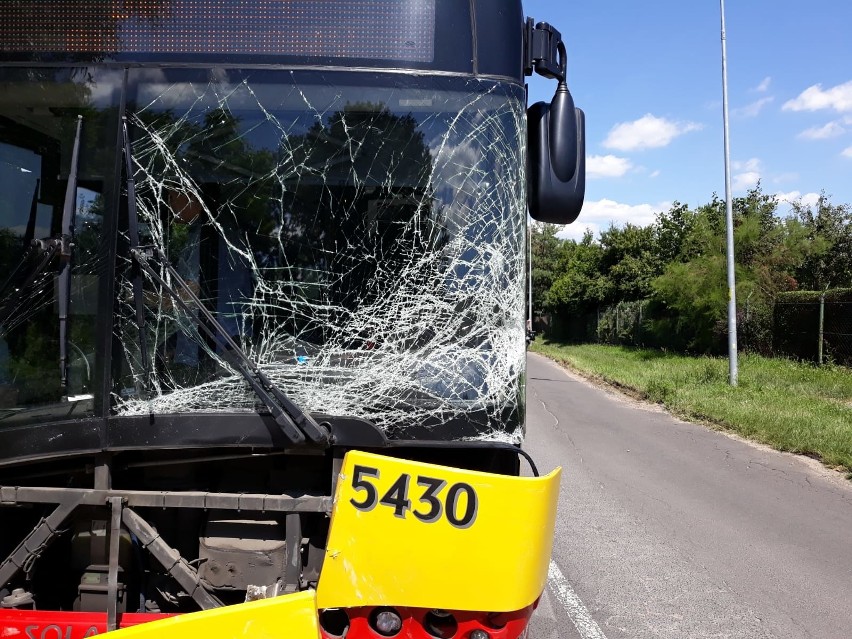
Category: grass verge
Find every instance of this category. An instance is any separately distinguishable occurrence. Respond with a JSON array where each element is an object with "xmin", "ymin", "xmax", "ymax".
[{"xmin": 530, "ymin": 341, "xmax": 852, "ymax": 475}]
